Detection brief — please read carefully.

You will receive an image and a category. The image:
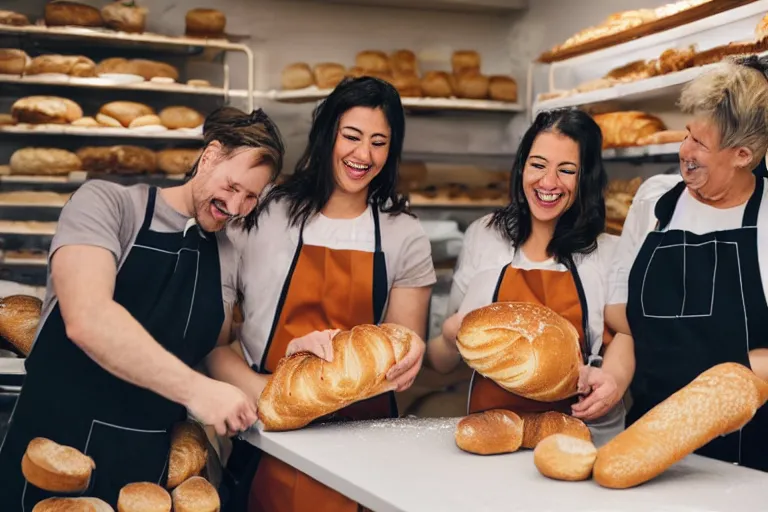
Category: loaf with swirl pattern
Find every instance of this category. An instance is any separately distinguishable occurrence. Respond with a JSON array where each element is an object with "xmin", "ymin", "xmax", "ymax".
[
  {"xmin": 257, "ymin": 323, "xmax": 415, "ymax": 431},
  {"xmin": 456, "ymin": 302, "xmax": 582, "ymax": 402}
]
